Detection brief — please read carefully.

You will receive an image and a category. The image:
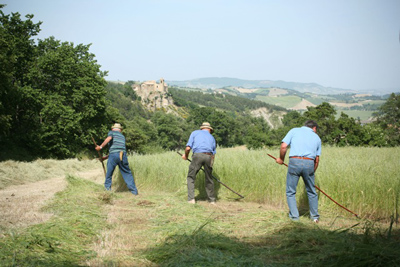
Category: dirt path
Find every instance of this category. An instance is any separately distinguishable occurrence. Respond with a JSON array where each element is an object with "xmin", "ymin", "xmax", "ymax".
[{"xmin": 0, "ymin": 168, "xmax": 104, "ymax": 232}]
